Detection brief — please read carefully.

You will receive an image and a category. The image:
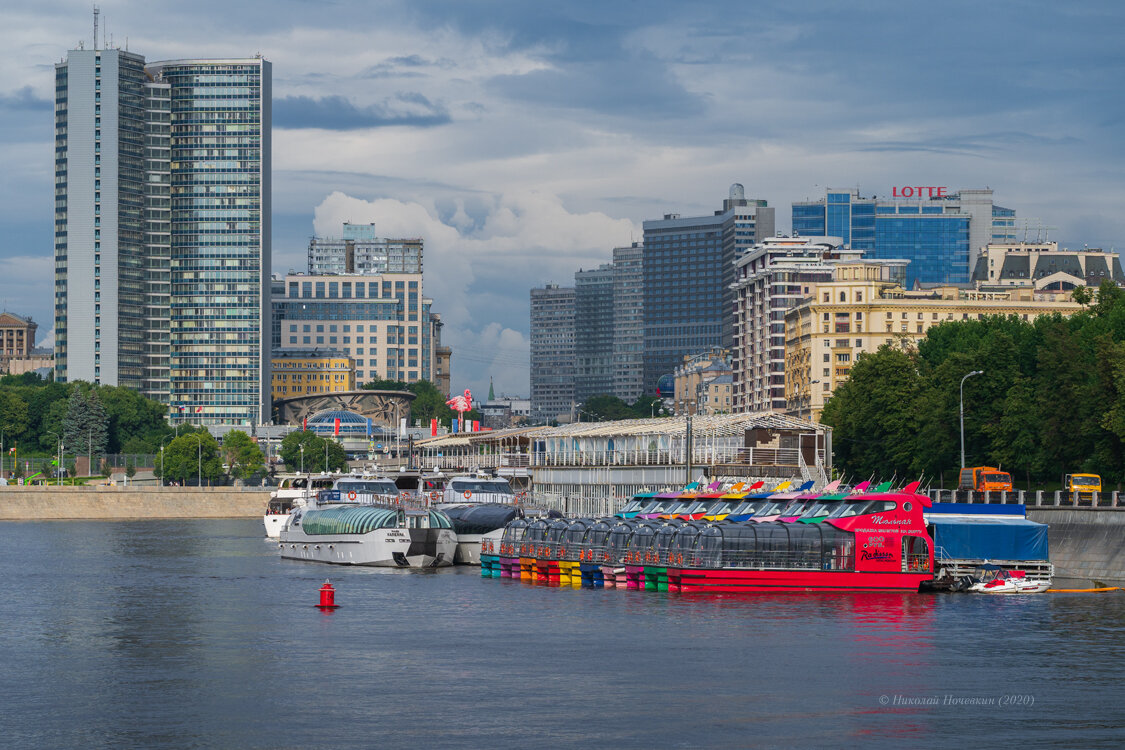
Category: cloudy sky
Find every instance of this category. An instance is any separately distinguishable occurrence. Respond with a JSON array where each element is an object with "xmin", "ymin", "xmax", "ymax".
[{"xmin": 2, "ymin": 1, "xmax": 1123, "ymax": 398}]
